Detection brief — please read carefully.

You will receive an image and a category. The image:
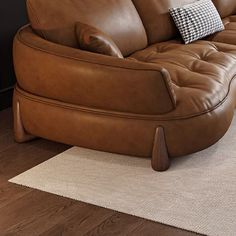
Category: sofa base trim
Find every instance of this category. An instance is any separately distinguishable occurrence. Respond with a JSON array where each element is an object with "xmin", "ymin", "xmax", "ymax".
[{"xmin": 152, "ymin": 127, "xmax": 170, "ymax": 171}]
